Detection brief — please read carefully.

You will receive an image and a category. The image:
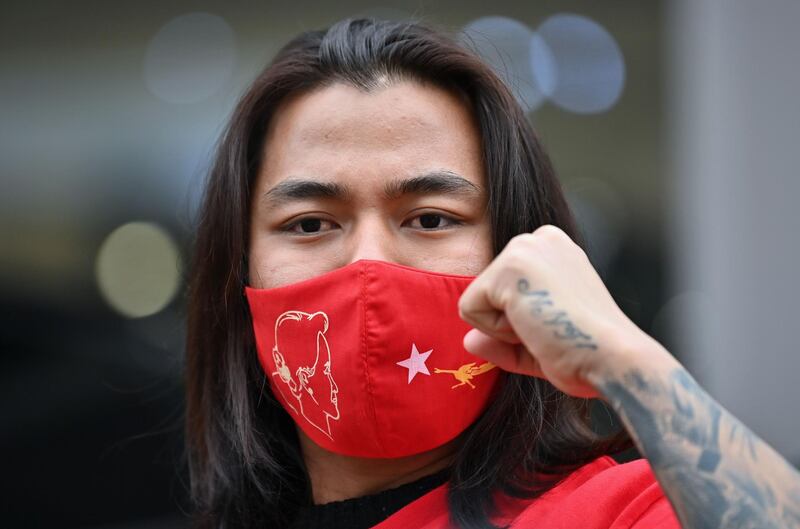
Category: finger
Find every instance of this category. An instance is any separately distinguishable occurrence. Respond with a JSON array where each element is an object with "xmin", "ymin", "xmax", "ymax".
[
  {"xmin": 478, "ymin": 312, "xmax": 523, "ymax": 344},
  {"xmin": 492, "ymin": 314, "xmax": 523, "ymax": 343},
  {"xmin": 459, "ymin": 307, "xmax": 521, "ymax": 344},
  {"xmin": 463, "ymin": 328, "xmax": 546, "ymax": 379},
  {"xmin": 459, "ymin": 286, "xmax": 522, "ymax": 344}
]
